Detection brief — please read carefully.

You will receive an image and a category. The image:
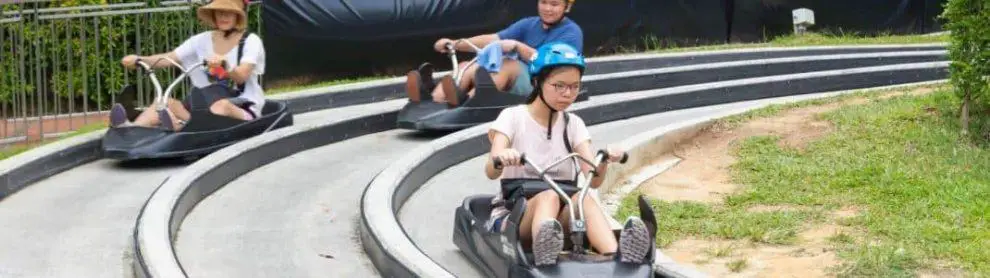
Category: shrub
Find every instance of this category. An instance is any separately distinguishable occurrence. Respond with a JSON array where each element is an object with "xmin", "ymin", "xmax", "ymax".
[{"xmin": 942, "ymin": 0, "xmax": 990, "ymax": 133}]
